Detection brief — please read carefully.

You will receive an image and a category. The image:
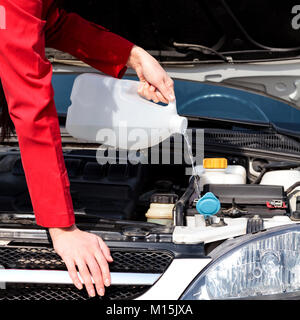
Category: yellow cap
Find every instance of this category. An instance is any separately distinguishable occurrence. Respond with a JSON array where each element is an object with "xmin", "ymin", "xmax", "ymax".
[{"xmin": 203, "ymin": 158, "xmax": 228, "ymax": 169}]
